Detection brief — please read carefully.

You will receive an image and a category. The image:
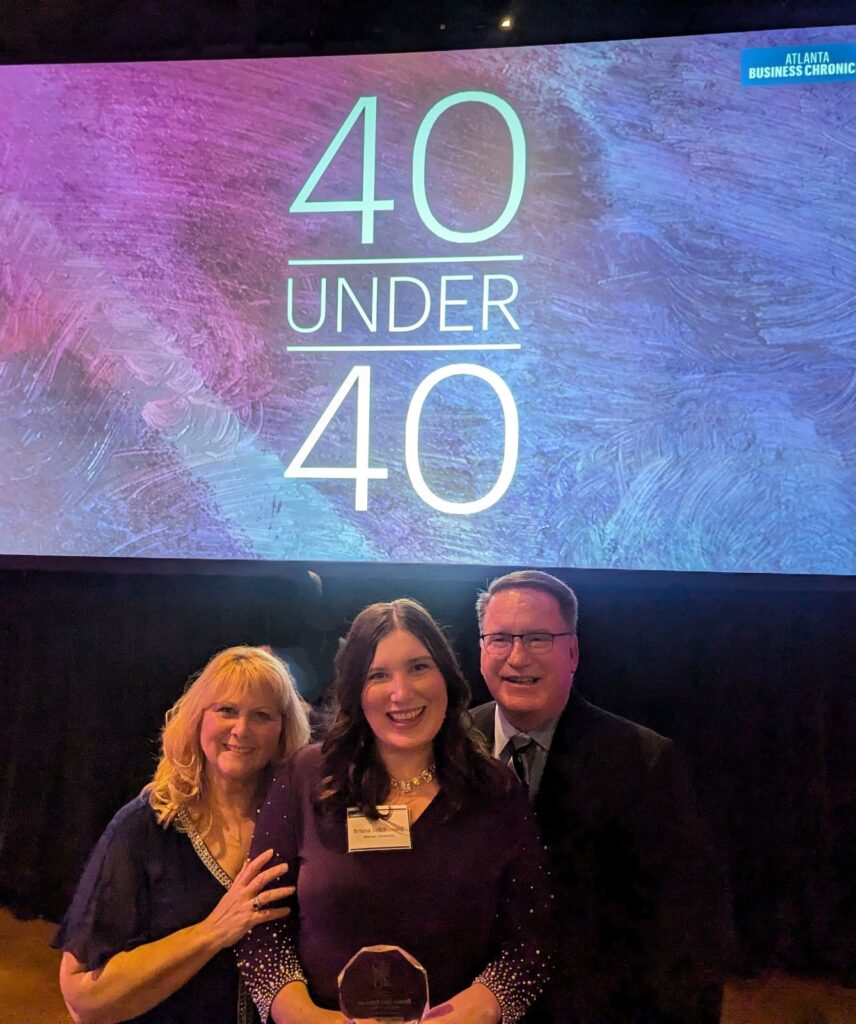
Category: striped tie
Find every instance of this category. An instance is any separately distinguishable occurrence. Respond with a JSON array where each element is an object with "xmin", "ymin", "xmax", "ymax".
[{"xmin": 509, "ymin": 733, "xmax": 535, "ymax": 792}]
